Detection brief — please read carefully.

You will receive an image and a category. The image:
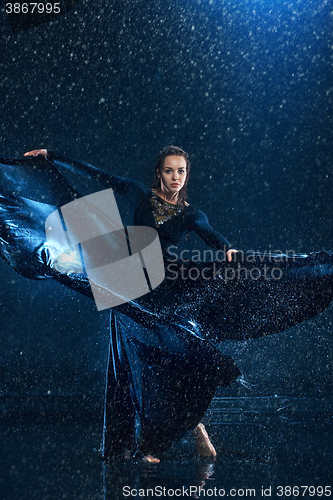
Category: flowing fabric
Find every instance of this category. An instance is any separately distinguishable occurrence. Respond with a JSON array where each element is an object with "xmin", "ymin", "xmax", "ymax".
[{"xmin": 0, "ymin": 154, "xmax": 332, "ymax": 458}]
